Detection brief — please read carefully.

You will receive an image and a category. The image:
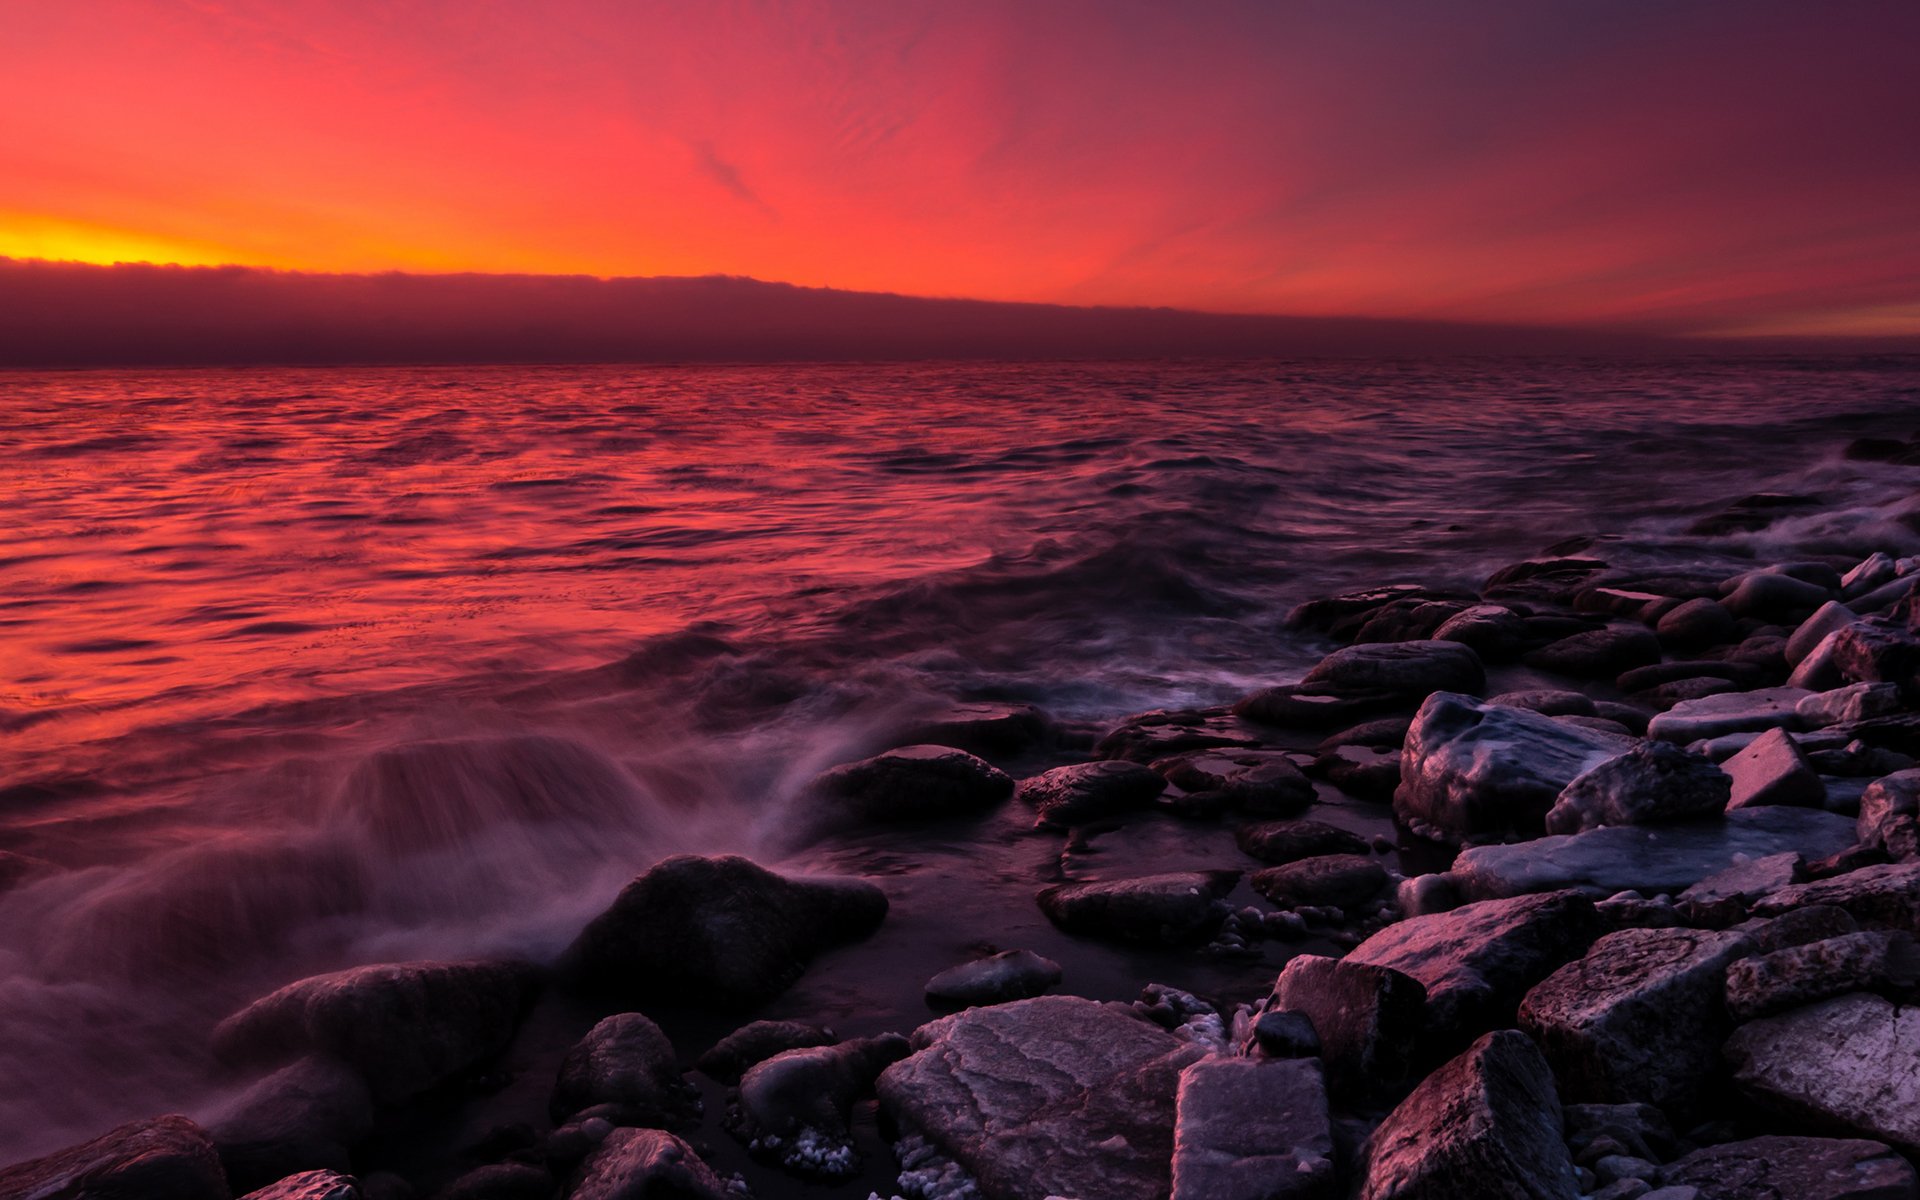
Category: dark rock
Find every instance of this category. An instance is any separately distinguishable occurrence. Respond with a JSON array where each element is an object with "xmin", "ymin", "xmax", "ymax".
[
  {"xmin": 1619, "ymin": 661, "xmax": 1772, "ymax": 694},
  {"xmin": 1346, "ymin": 890, "xmax": 1599, "ymax": 1046},
  {"xmin": 1252, "ymin": 854, "xmax": 1388, "ymax": 909},
  {"xmin": 1359, "ymin": 1030, "xmax": 1578, "ymax": 1200},
  {"xmin": 236, "ymin": 1172, "xmax": 359, "ymax": 1200},
  {"xmin": 1247, "ymin": 1009, "xmax": 1322, "ymax": 1059},
  {"xmin": 212, "ymin": 961, "xmax": 537, "ymax": 1104},
  {"xmin": 1830, "ymin": 619, "xmax": 1920, "ymax": 690},
  {"xmin": 1311, "ymin": 745, "xmax": 1401, "ymax": 802},
  {"xmin": 803, "ymin": 744, "xmax": 1013, "ymax": 826},
  {"xmin": 1647, "ymin": 687, "xmax": 1810, "ymax": 743},
  {"xmin": 694, "ymin": 1020, "xmax": 835, "ymax": 1085},
  {"xmin": 1561, "ymin": 715, "xmax": 1633, "ymax": 736},
  {"xmin": 898, "ymin": 702, "xmax": 1051, "ymax": 756},
  {"xmin": 1658, "ymin": 599, "xmax": 1739, "ymax": 650},
  {"xmin": 0, "ymin": 1115, "xmax": 230, "ymax": 1200},
  {"xmin": 1096, "ymin": 707, "xmax": 1262, "ymax": 763},
  {"xmin": 1288, "ymin": 584, "xmax": 1451, "ymax": 633},
  {"xmin": 1659, "ymin": 1135, "xmax": 1917, "ymax": 1200},
  {"xmin": 1038, "ymin": 871, "xmax": 1238, "ymax": 945},
  {"xmin": 1490, "ymin": 689, "xmax": 1599, "ymax": 717},
  {"xmin": 731, "ymin": 1034, "xmax": 911, "ymax": 1179},
  {"xmin": 1302, "ymin": 640, "xmax": 1485, "ymax": 699},
  {"xmin": 1734, "ymin": 903, "xmax": 1861, "ymax": 953},
  {"xmin": 1352, "ymin": 598, "xmax": 1469, "ymax": 644},
  {"xmin": 1518, "ymin": 927, "xmax": 1750, "ymax": 1113},
  {"xmin": 1171, "ymin": 1057, "xmax": 1337, "ymax": 1200},
  {"xmin": 1724, "ymin": 930, "xmax": 1920, "ymax": 1021},
  {"xmin": 1545, "ymin": 742, "xmax": 1731, "ymax": 834},
  {"xmin": 1752, "ymin": 862, "xmax": 1920, "ymax": 931},
  {"xmin": 1525, "ymin": 626, "xmax": 1662, "ymax": 678},
  {"xmin": 1798, "ymin": 684, "xmax": 1905, "ymax": 728},
  {"xmin": 1677, "ymin": 851, "xmax": 1803, "ymax": 906},
  {"xmin": 1017, "ymin": 759, "xmax": 1167, "ymax": 828},
  {"xmin": 1483, "ymin": 555, "xmax": 1610, "ymax": 603},
  {"xmin": 1593, "ymin": 701, "xmax": 1654, "ymax": 735},
  {"xmin": 549, "ymin": 1012, "xmax": 697, "ymax": 1127},
  {"xmin": 569, "ymin": 1128, "xmax": 732, "ymax": 1200},
  {"xmin": 1157, "ymin": 749, "xmax": 1315, "ymax": 816},
  {"xmin": 563, "ymin": 854, "xmax": 887, "ymax": 1010},
  {"xmin": 207, "ymin": 1057, "xmax": 373, "ymax": 1194},
  {"xmin": 1432, "ymin": 604, "xmax": 1531, "ymax": 660},
  {"xmin": 1234, "ymin": 683, "xmax": 1409, "ymax": 728},
  {"xmin": 1318, "ymin": 717, "xmax": 1414, "ymax": 750},
  {"xmin": 1565, "ymin": 1103, "xmax": 1678, "ymax": 1167},
  {"xmin": 1723, "ymin": 728, "xmax": 1826, "ymax": 809},
  {"xmin": 1790, "ymin": 602, "xmax": 1862, "ymax": 666},
  {"xmin": 1236, "ymin": 819, "xmax": 1369, "ymax": 865},
  {"xmin": 1861, "ymin": 770, "xmax": 1920, "ymax": 861},
  {"xmin": 1272, "ymin": 954, "xmax": 1425, "ymax": 1098},
  {"xmin": 1725, "ymin": 570, "xmax": 1834, "ymax": 621},
  {"xmin": 924, "ymin": 950, "xmax": 1062, "ymax": 1010},
  {"xmin": 1725, "ymin": 993, "xmax": 1920, "ymax": 1153},
  {"xmin": 435, "ymin": 1163, "xmax": 551, "ymax": 1200}
]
